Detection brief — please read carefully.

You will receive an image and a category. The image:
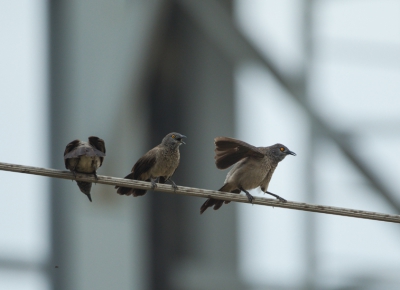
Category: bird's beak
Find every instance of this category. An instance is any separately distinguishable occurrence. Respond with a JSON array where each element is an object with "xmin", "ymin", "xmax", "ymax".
[
  {"xmin": 288, "ymin": 150, "xmax": 296, "ymax": 156},
  {"xmin": 179, "ymin": 135, "xmax": 186, "ymax": 144}
]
